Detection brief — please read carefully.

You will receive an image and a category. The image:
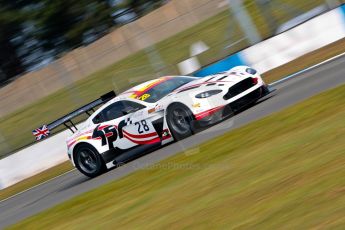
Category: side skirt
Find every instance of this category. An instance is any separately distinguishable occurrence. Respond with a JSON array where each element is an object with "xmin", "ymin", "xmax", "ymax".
[{"xmin": 103, "ymin": 143, "xmax": 162, "ymax": 169}]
